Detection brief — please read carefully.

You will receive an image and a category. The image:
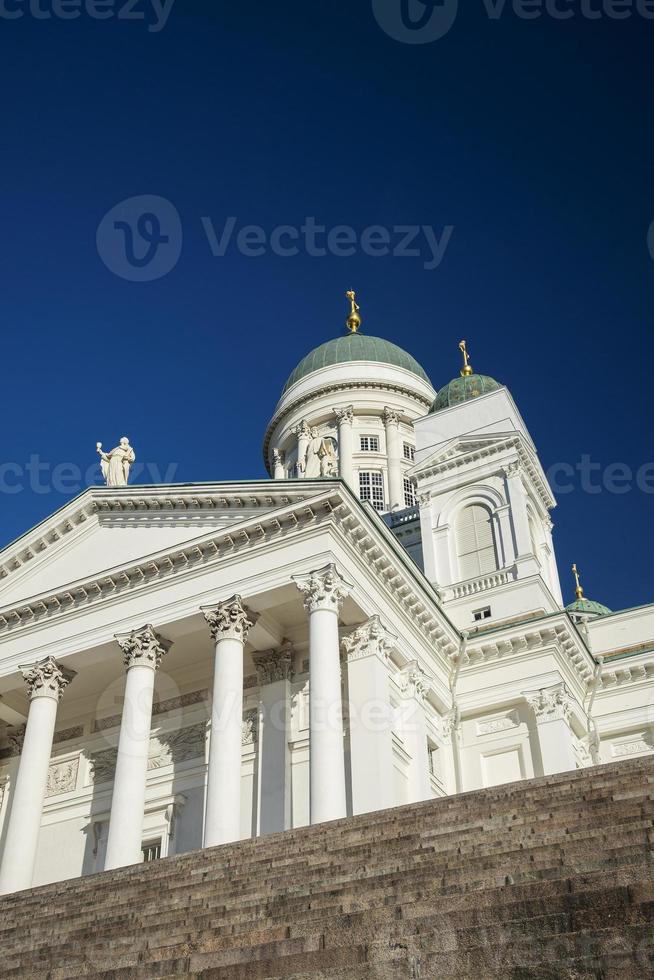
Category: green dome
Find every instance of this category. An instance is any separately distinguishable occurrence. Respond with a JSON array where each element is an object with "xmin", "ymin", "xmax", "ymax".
[
  {"xmin": 430, "ymin": 374, "xmax": 502, "ymax": 413},
  {"xmin": 566, "ymin": 598, "xmax": 612, "ymax": 618},
  {"xmin": 282, "ymin": 334, "xmax": 432, "ymax": 394}
]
